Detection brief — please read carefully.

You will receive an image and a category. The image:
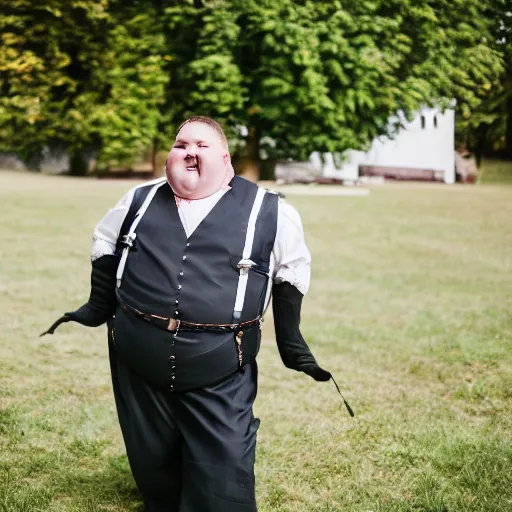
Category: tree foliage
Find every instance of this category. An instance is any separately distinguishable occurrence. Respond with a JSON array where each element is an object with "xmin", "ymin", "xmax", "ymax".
[
  {"xmin": 0, "ymin": 0, "xmax": 110, "ymax": 169},
  {"xmin": 161, "ymin": 0, "xmax": 504, "ymax": 177},
  {"xmin": 0, "ymin": 0, "xmax": 168, "ymax": 172},
  {"xmin": 454, "ymin": 0, "xmax": 511, "ymax": 161},
  {"xmin": 91, "ymin": 2, "xmax": 168, "ymax": 168},
  {"xmin": 0, "ymin": 0, "xmax": 506, "ymax": 176}
]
